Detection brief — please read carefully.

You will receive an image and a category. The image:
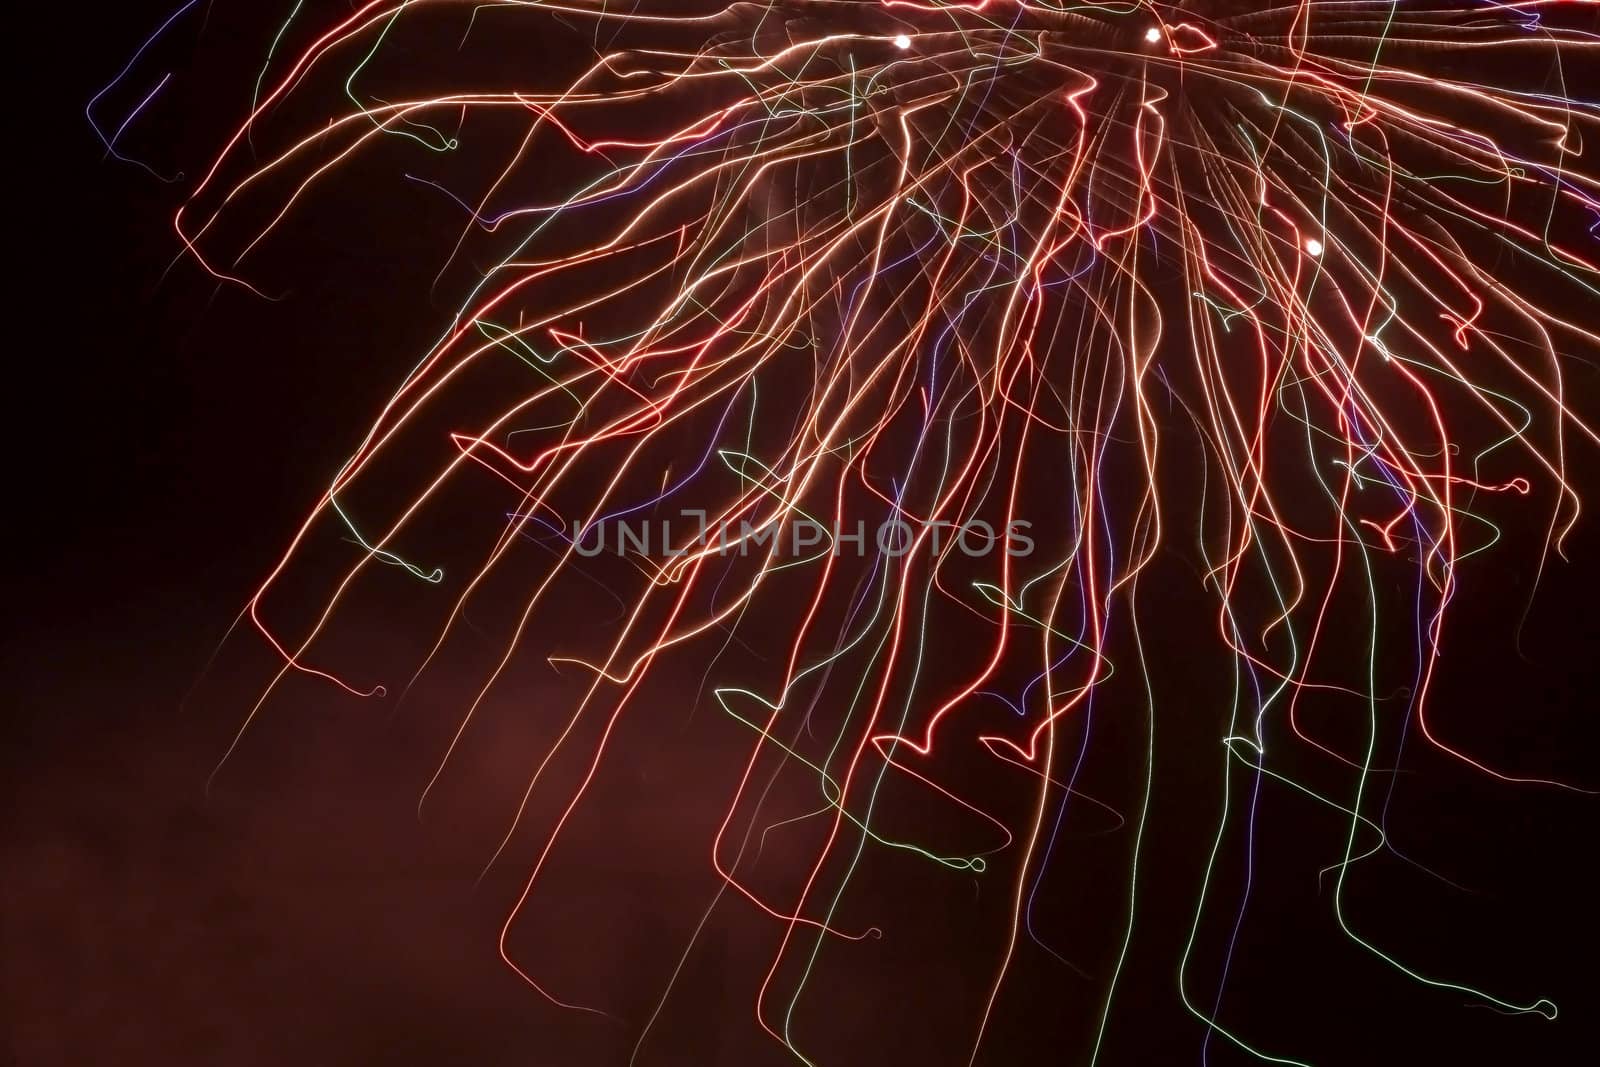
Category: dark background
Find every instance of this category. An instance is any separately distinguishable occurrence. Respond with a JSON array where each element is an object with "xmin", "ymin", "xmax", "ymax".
[{"xmin": 6, "ymin": 3, "xmax": 1597, "ymax": 1064}]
